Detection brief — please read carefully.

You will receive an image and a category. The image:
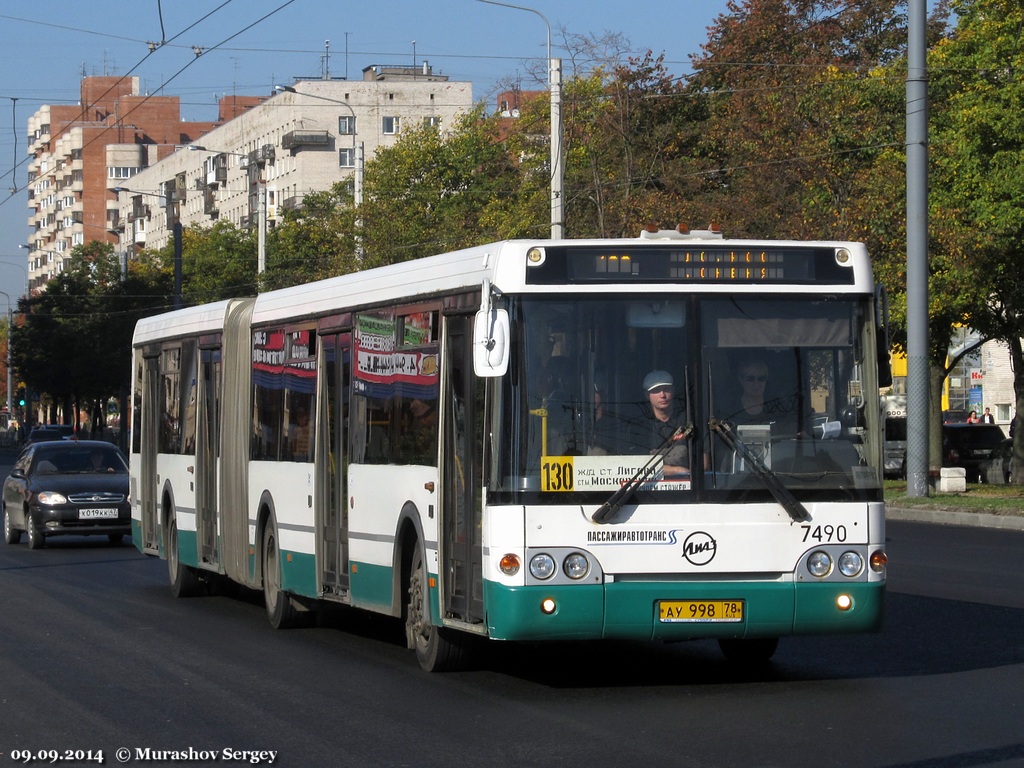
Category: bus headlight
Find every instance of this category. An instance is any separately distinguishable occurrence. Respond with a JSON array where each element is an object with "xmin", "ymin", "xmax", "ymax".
[
  {"xmin": 530, "ymin": 553, "xmax": 557, "ymax": 580},
  {"xmin": 562, "ymin": 552, "xmax": 590, "ymax": 580},
  {"xmin": 807, "ymin": 550, "xmax": 832, "ymax": 578},
  {"xmin": 838, "ymin": 551, "xmax": 864, "ymax": 578}
]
